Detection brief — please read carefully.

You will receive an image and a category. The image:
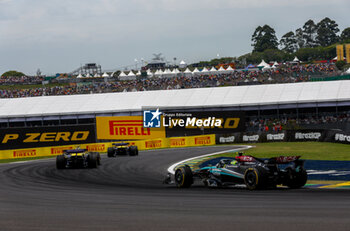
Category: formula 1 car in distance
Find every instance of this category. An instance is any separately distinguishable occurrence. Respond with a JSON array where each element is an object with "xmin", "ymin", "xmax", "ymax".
[
  {"xmin": 56, "ymin": 149, "xmax": 101, "ymax": 169},
  {"xmin": 107, "ymin": 142, "xmax": 138, "ymax": 157},
  {"xmin": 173, "ymin": 154, "xmax": 307, "ymax": 190}
]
